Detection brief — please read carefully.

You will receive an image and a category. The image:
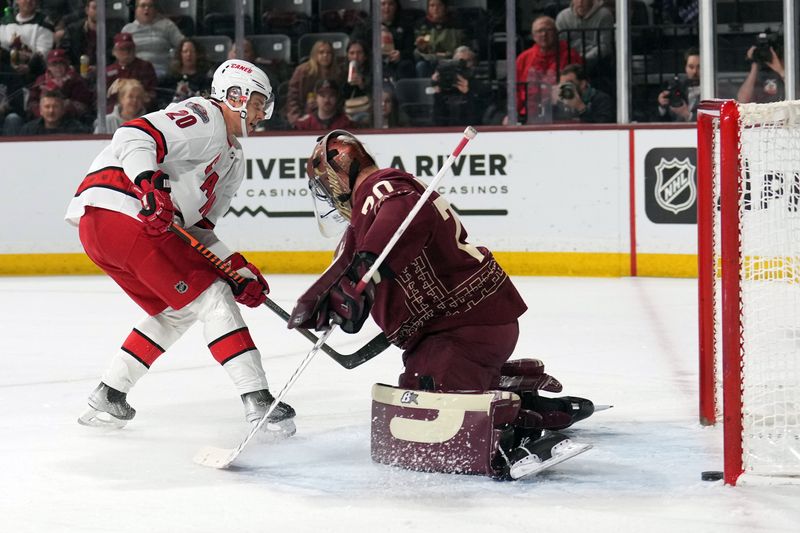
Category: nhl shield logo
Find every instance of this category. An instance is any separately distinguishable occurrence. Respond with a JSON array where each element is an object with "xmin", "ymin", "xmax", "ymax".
[
  {"xmin": 654, "ymin": 157, "xmax": 696, "ymax": 214},
  {"xmin": 175, "ymin": 281, "xmax": 189, "ymax": 294}
]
